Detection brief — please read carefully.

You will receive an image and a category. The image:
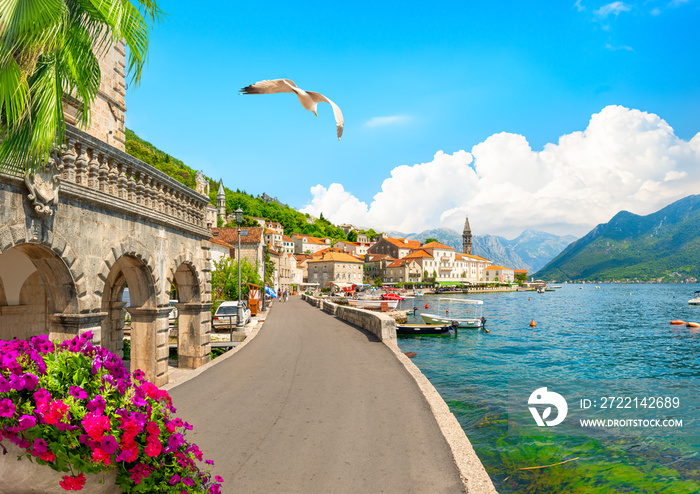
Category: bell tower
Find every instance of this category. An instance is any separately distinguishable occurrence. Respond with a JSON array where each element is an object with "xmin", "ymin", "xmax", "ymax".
[
  {"xmin": 462, "ymin": 215, "xmax": 472, "ymax": 255},
  {"xmin": 217, "ymin": 180, "xmax": 226, "ymax": 223}
]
